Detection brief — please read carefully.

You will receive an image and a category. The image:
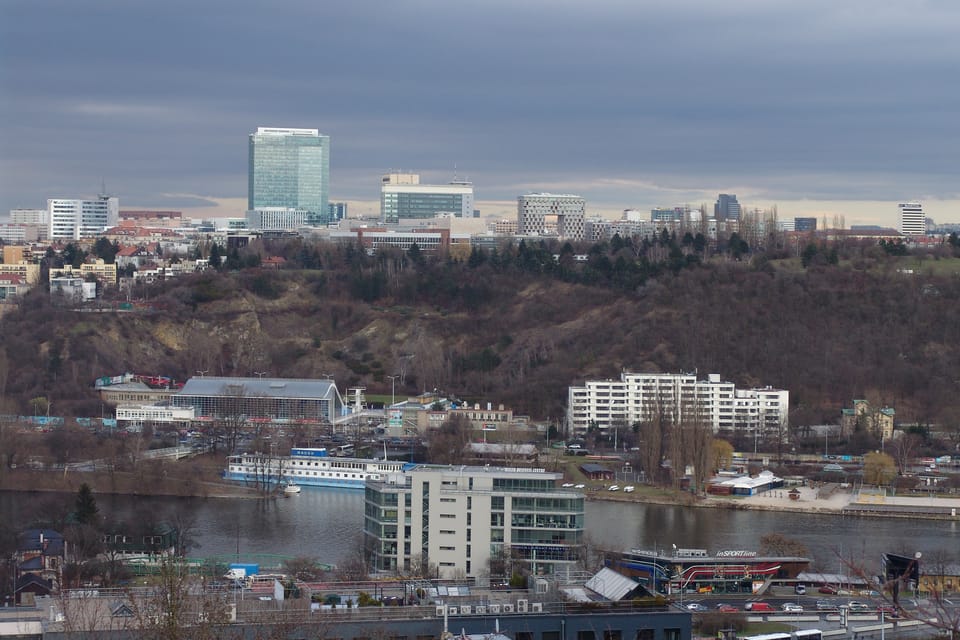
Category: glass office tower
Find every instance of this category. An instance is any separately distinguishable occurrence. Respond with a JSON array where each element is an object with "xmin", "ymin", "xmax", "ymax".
[{"xmin": 248, "ymin": 127, "xmax": 330, "ymax": 225}]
